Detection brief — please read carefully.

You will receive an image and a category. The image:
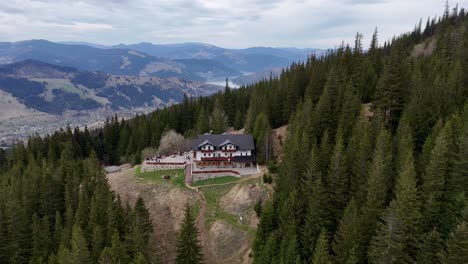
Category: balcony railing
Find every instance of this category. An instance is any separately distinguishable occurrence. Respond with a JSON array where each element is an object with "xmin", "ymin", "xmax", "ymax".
[
  {"xmin": 221, "ymin": 149, "xmax": 237, "ymax": 152},
  {"xmin": 200, "ymin": 157, "xmax": 231, "ymax": 161},
  {"xmin": 200, "ymin": 149, "xmax": 215, "ymax": 153}
]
